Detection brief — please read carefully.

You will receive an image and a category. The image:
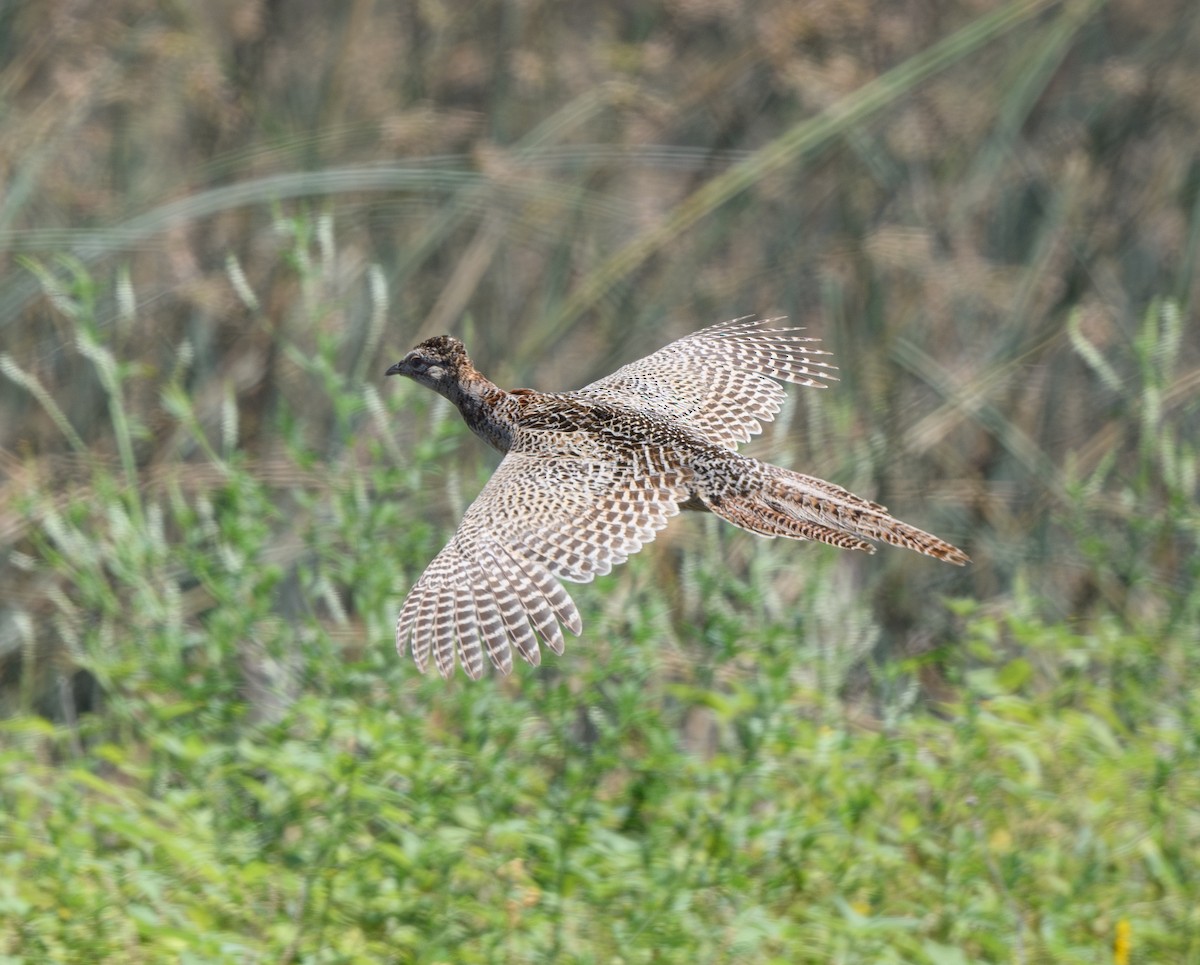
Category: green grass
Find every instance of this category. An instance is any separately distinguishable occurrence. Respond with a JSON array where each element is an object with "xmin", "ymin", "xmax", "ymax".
[
  {"xmin": 1, "ymin": 570, "xmax": 1197, "ymax": 962},
  {"xmin": 2, "ymin": 244, "xmax": 1197, "ymax": 960}
]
